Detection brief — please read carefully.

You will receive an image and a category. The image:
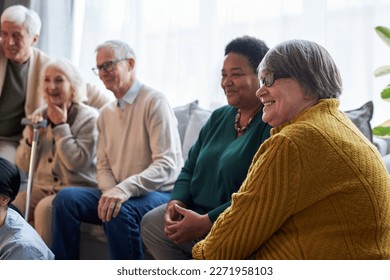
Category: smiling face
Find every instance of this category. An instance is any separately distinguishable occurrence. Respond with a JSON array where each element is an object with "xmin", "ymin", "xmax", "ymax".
[
  {"xmin": 221, "ymin": 52, "xmax": 261, "ymax": 110},
  {"xmin": 256, "ymin": 72, "xmax": 318, "ymax": 127},
  {"xmin": 43, "ymin": 66, "xmax": 73, "ymax": 107},
  {"xmin": 95, "ymin": 47, "xmax": 134, "ymax": 99},
  {"xmin": 1, "ymin": 21, "xmax": 38, "ymax": 64}
]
